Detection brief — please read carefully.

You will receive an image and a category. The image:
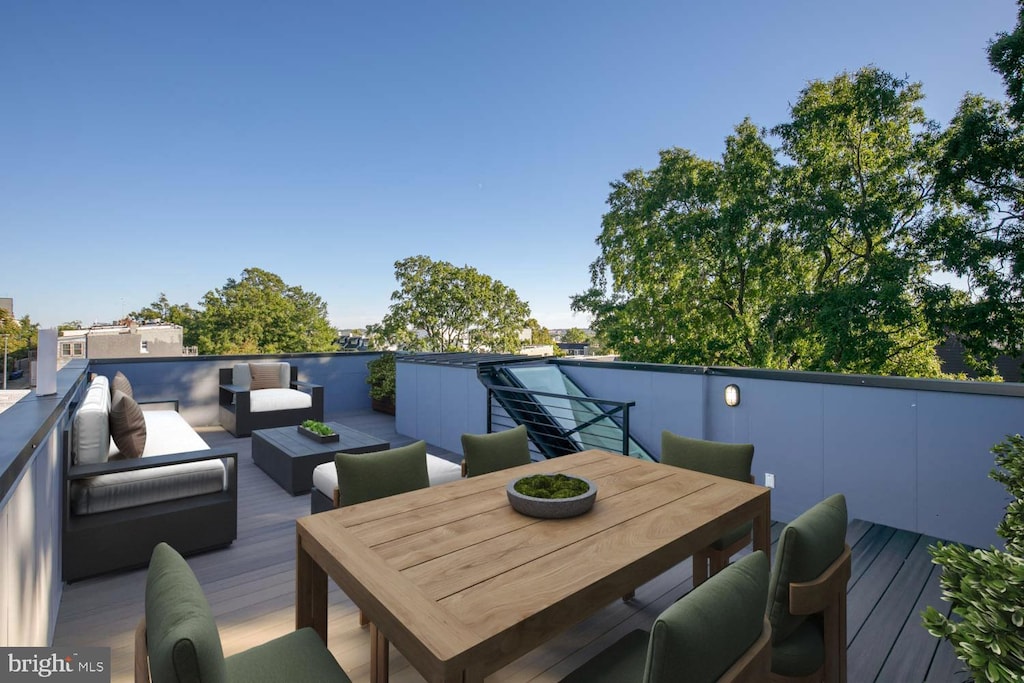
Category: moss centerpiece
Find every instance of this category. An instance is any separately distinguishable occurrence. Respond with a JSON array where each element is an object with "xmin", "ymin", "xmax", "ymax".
[
  {"xmin": 298, "ymin": 420, "xmax": 339, "ymax": 443},
  {"xmin": 507, "ymin": 473, "xmax": 597, "ymax": 519}
]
